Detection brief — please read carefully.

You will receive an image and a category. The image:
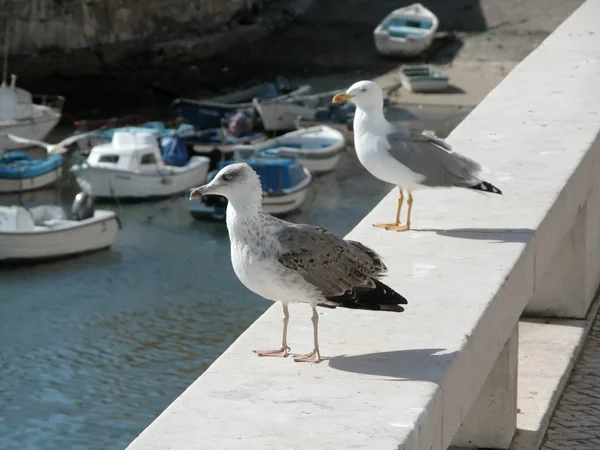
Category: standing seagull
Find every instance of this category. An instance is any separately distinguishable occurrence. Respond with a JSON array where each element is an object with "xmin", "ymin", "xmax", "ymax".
[
  {"xmin": 332, "ymin": 80, "xmax": 502, "ymax": 232},
  {"xmin": 189, "ymin": 163, "xmax": 408, "ymax": 363},
  {"xmin": 6, "ymin": 131, "xmax": 98, "ymax": 155}
]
